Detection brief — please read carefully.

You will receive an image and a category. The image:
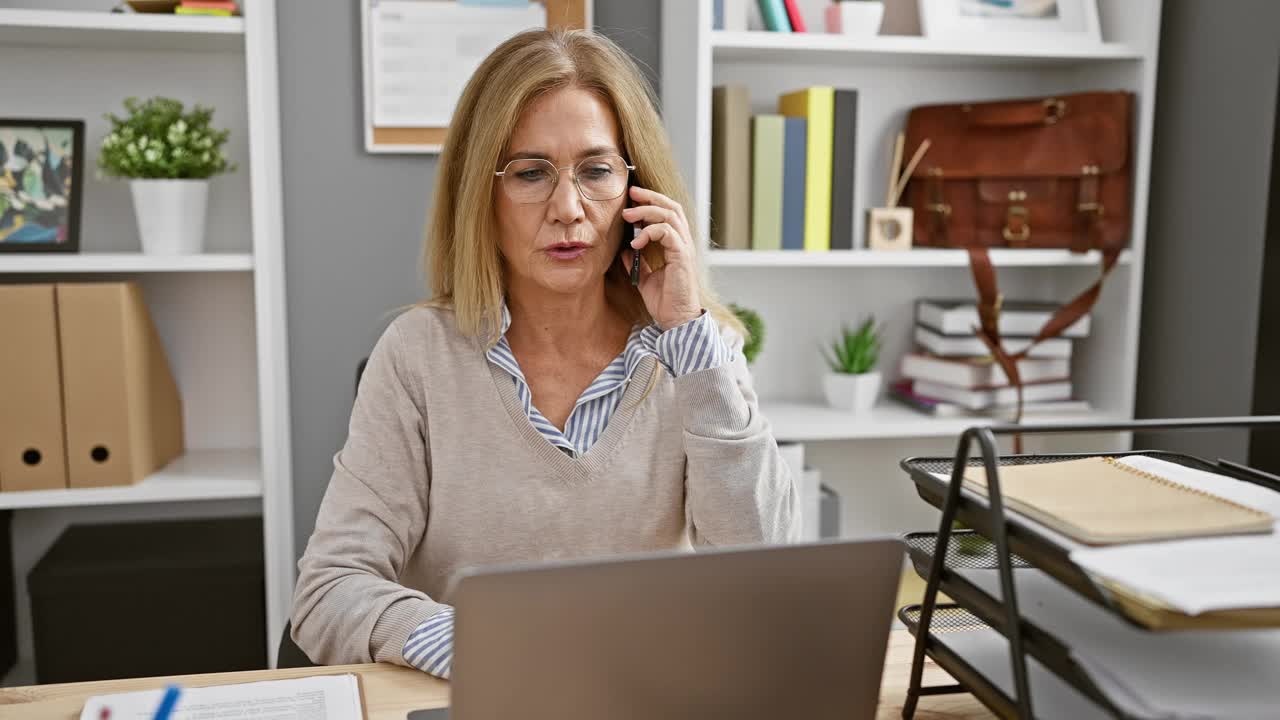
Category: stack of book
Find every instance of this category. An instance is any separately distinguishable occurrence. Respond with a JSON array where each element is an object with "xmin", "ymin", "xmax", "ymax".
[
  {"xmin": 891, "ymin": 299, "xmax": 1093, "ymax": 419},
  {"xmin": 711, "ymin": 84, "xmax": 857, "ymax": 253},
  {"xmin": 175, "ymin": 0, "xmax": 239, "ymax": 16}
]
